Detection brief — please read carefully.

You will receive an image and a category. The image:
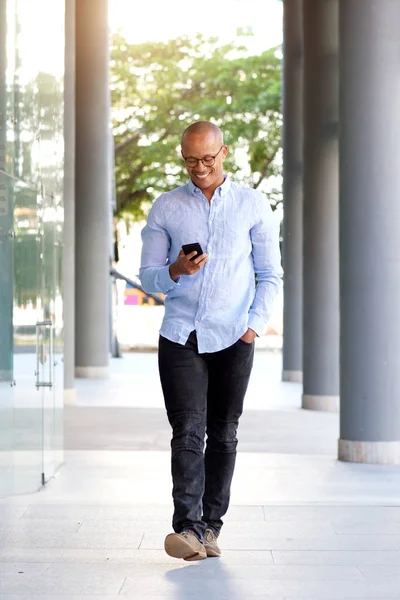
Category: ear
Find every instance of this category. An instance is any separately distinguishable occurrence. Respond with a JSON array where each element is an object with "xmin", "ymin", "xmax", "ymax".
[{"xmin": 222, "ymin": 145, "xmax": 229, "ymax": 158}]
